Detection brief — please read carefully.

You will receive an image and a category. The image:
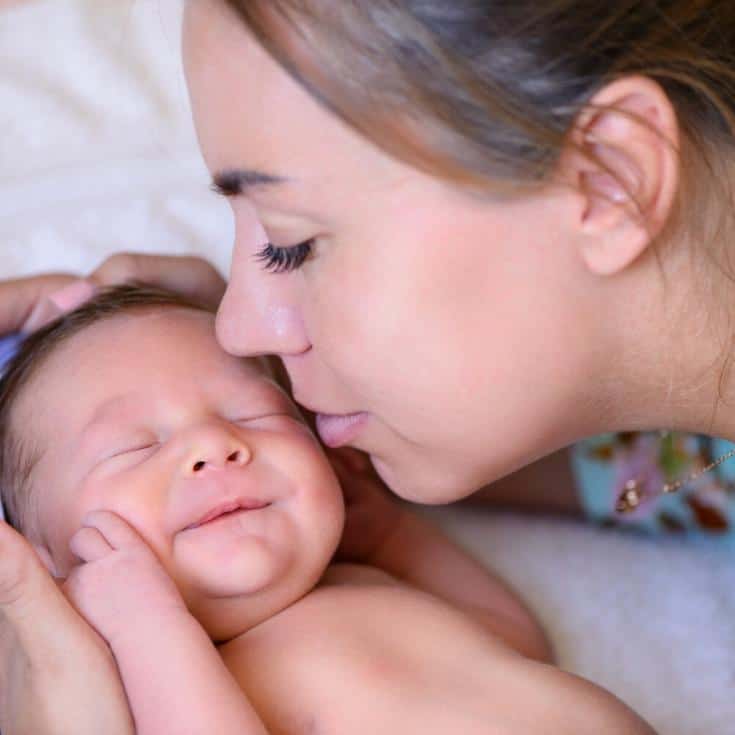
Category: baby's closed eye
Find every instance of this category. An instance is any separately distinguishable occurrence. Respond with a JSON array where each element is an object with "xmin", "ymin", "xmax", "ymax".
[
  {"xmin": 107, "ymin": 442, "xmax": 159, "ymax": 459},
  {"xmin": 97, "ymin": 439, "xmax": 160, "ymax": 468}
]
